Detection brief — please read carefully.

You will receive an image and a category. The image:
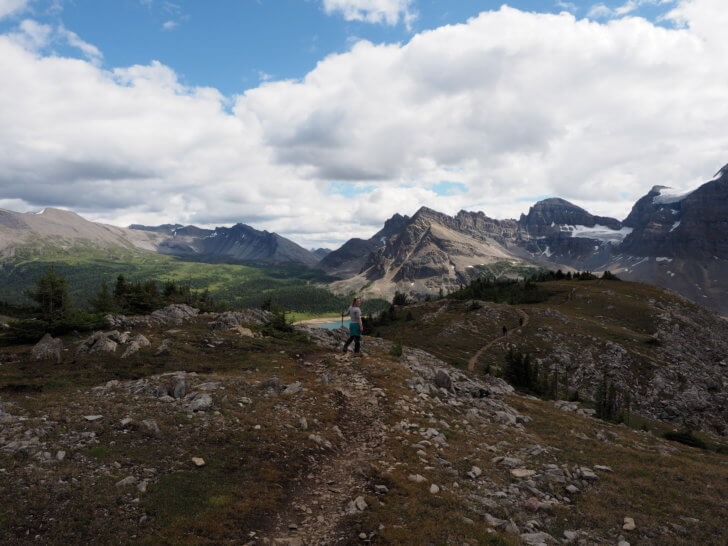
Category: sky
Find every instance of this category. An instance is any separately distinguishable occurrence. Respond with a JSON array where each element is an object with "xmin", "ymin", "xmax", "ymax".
[{"xmin": 0, "ymin": 0, "xmax": 727, "ymax": 249}]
